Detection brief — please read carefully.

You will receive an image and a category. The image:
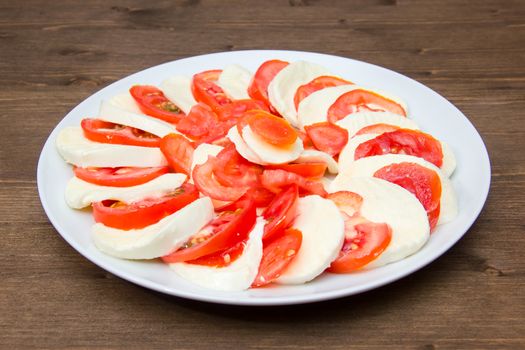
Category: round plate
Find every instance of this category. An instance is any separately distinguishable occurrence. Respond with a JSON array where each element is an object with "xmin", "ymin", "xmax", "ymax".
[{"xmin": 37, "ymin": 50, "xmax": 491, "ymax": 305}]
